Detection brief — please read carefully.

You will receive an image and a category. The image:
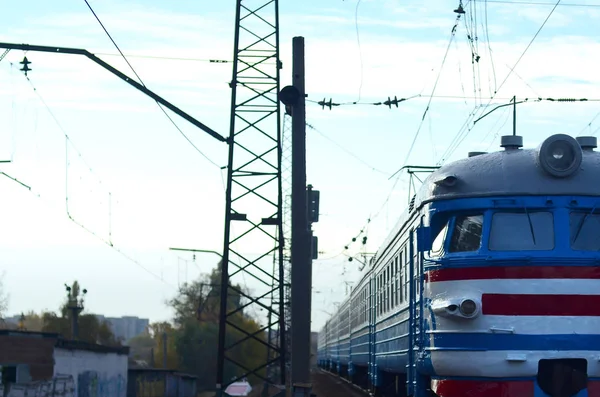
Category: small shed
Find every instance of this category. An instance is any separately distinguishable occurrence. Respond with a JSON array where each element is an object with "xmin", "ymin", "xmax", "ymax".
[{"xmin": 127, "ymin": 368, "xmax": 197, "ymax": 397}]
